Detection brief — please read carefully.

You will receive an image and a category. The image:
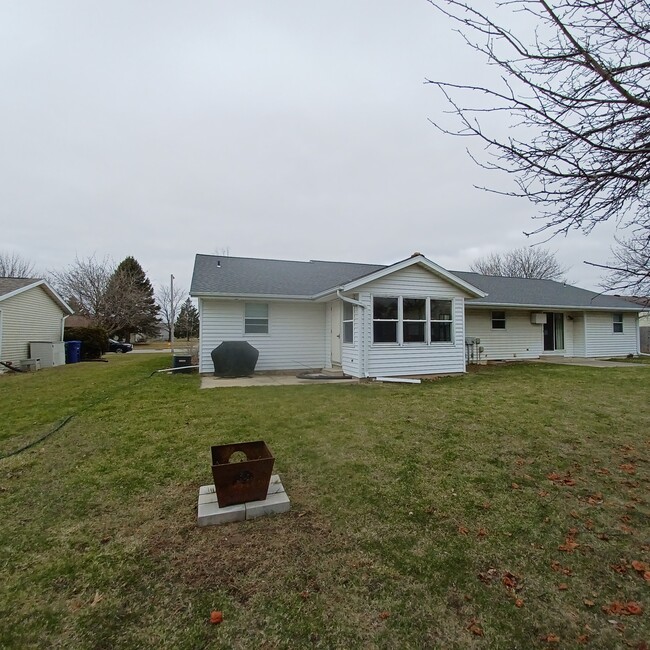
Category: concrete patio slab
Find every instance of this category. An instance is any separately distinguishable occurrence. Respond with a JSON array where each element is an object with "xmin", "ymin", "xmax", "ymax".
[
  {"xmin": 200, "ymin": 374, "xmax": 358, "ymax": 389},
  {"xmin": 532, "ymin": 357, "xmax": 646, "ymax": 368}
]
